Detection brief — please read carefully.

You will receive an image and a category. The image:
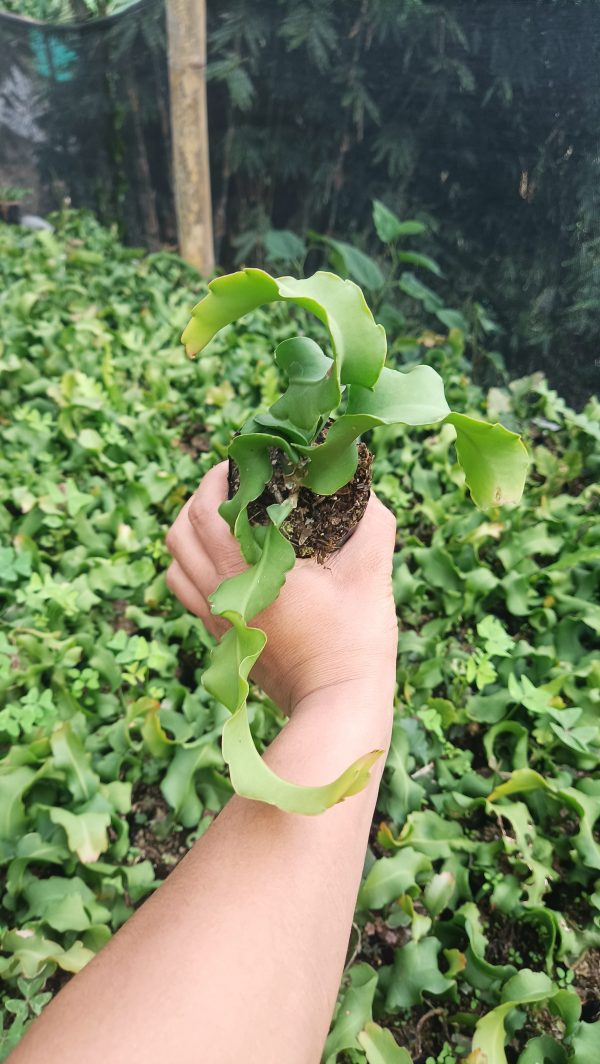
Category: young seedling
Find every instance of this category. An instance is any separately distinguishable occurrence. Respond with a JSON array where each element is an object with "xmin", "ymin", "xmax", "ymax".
[{"xmin": 181, "ymin": 269, "xmax": 529, "ymax": 815}]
